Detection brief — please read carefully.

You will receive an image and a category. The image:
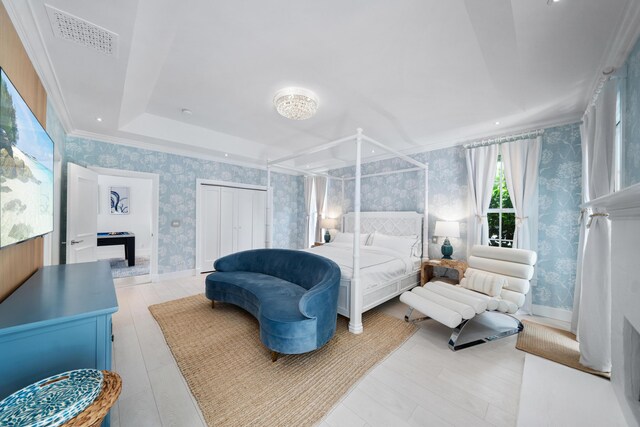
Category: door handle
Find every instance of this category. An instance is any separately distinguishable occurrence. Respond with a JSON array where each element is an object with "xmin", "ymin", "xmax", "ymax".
[{"xmin": 70, "ymin": 239, "xmax": 84, "ymax": 245}]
